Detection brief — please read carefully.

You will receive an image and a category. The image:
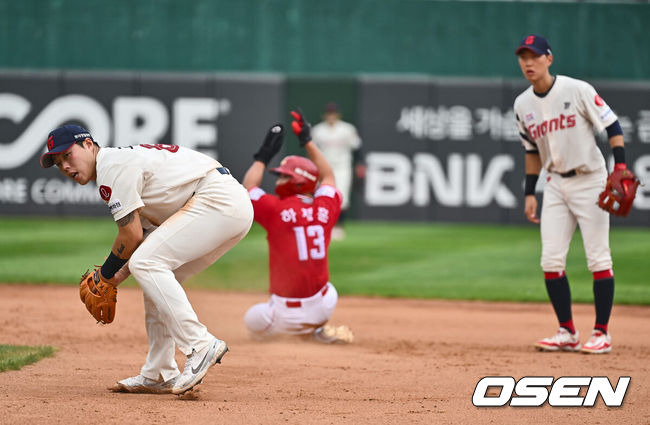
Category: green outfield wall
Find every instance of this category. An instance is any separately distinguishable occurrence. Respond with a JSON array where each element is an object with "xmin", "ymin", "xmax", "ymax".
[{"xmin": 1, "ymin": 0, "xmax": 648, "ymax": 80}]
